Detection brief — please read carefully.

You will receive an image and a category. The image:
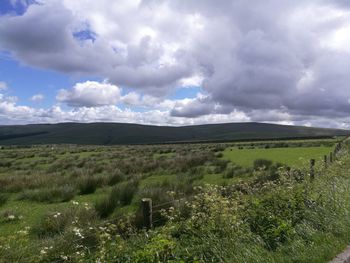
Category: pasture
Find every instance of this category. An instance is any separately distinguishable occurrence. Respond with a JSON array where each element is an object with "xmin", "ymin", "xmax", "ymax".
[
  {"xmin": 1, "ymin": 137, "xmax": 349, "ymax": 262},
  {"xmin": 222, "ymin": 146, "xmax": 333, "ymax": 167}
]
